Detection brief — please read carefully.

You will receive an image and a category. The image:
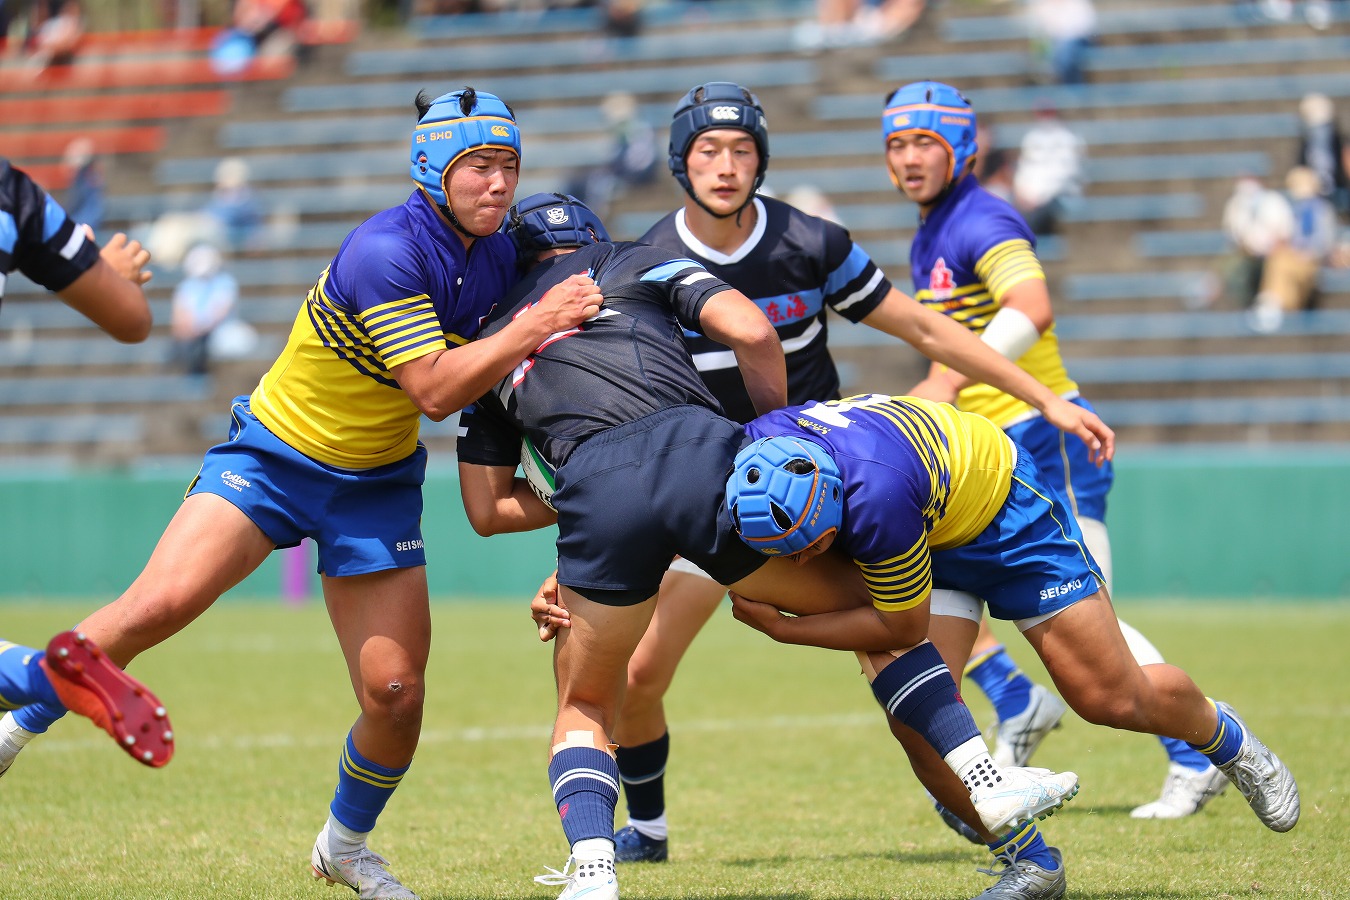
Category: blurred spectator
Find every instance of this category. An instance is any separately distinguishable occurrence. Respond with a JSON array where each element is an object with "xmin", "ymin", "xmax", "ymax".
[
  {"xmin": 1249, "ymin": 166, "xmax": 1340, "ymax": 332},
  {"xmin": 793, "ymin": 0, "xmax": 925, "ymax": 50},
  {"xmin": 1026, "ymin": 0, "xmax": 1096, "ymax": 85},
  {"xmin": 784, "ymin": 183, "xmax": 842, "ymax": 226},
  {"xmin": 60, "ymin": 137, "xmax": 104, "ymax": 234},
  {"xmin": 1220, "ymin": 173, "xmax": 1293, "ymax": 310},
  {"xmin": 27, "ymin": 0, "xmax": 84, "ymax": 70},
  {"xmin": 980, "ymin": 145, "xmax": 1016, "ymax": 204},
  {"xmin": 1296, "ymin": 92, "xmax": 1350, "ymax": 218},
  {"xmin": 1012, "ymin": 104, "xmax": 1084, "ymax": 236},
  {"xmin": 564, "ymin": 91, "xmax": 657, "ymax": 221},
  {"xmin": 204, "ymin": 157, "xmax": 264, "ymax": 253},
  {"xmin": 603, "ymin": 0, "xmax": 641, "ymax": 37},
  {"xmin": 171, "ymin": 244, "xmax": 243, "ymax": 375}
]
